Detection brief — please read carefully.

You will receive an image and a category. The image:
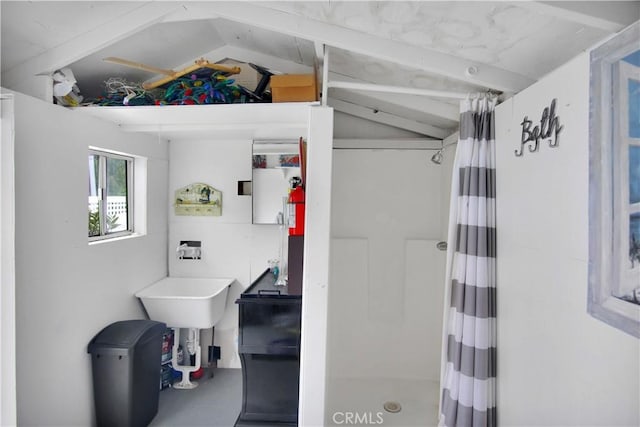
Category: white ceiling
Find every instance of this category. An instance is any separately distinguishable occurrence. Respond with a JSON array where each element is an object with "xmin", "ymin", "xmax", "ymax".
[{"xmin": 2, "ymin": 1, "xmax": 639, "ymax": 138}]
